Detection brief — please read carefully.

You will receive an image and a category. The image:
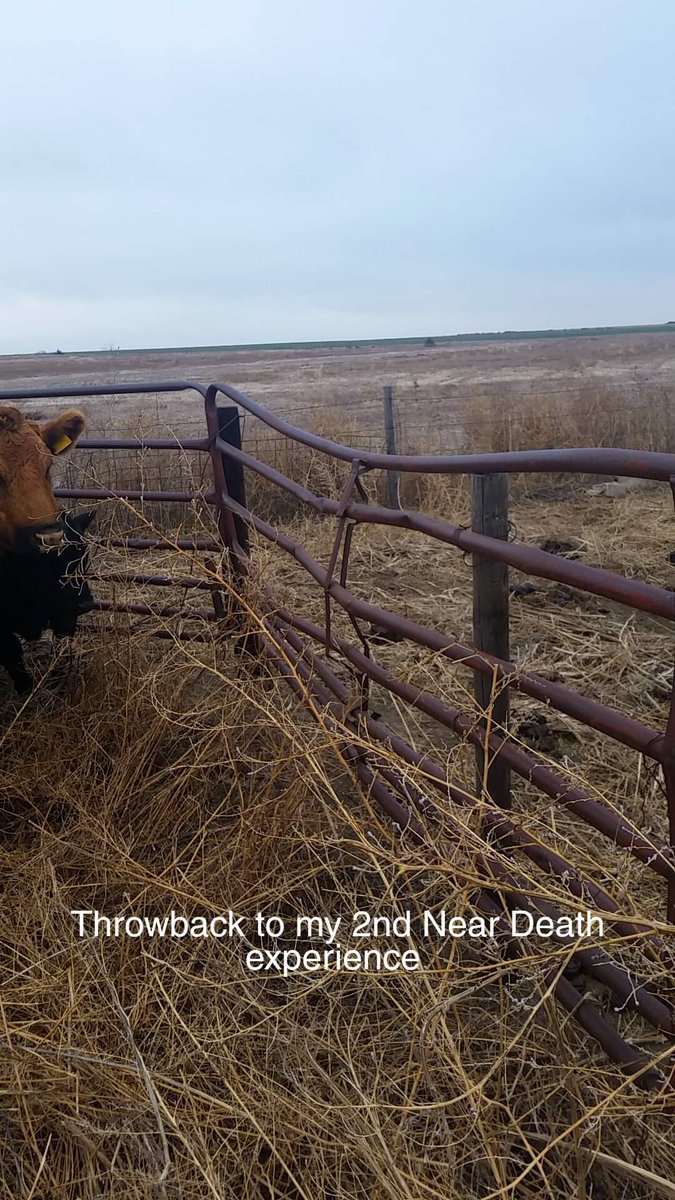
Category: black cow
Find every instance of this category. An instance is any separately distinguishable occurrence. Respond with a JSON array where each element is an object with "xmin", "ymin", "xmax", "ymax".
[{"xmin": 0, "ymin": 509, "xmax": 96, "ymax": 694}]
